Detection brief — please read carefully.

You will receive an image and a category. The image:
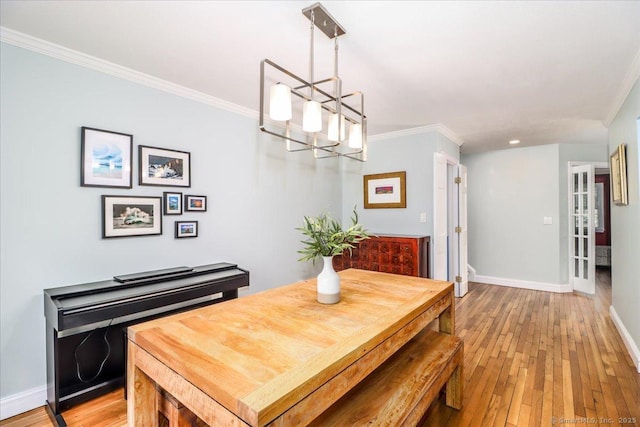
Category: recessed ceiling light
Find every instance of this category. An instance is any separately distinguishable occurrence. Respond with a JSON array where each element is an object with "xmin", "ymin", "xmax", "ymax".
[{"xmin": 509, "ymin": 139, "xmax": 520, "ymax": 145}]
